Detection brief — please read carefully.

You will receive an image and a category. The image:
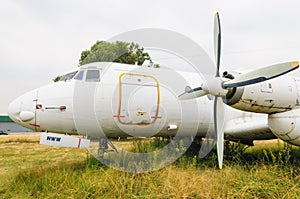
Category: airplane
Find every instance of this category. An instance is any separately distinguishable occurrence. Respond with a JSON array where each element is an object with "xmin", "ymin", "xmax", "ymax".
[{"xmin": 7, "ymin": 13, "xmax": 300, "ymax": 170}]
